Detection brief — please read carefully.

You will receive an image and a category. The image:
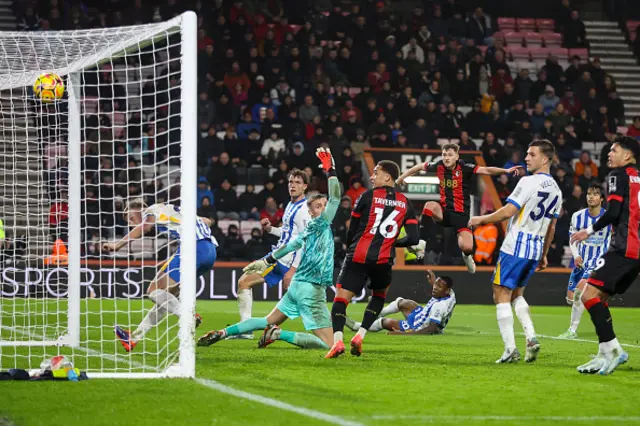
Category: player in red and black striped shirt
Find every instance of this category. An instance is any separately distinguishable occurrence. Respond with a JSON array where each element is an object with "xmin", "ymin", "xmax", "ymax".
[
  {"xmin": 397, "ymin": 143, "xmax": 523, "ymax": 273},
  {"xmin": 325, "ymin": 160, "xmax": 419, "ymax": 358},
  {"xmin": 570, "ymin": 136, "xmax": 640, "ymax": 375}
]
